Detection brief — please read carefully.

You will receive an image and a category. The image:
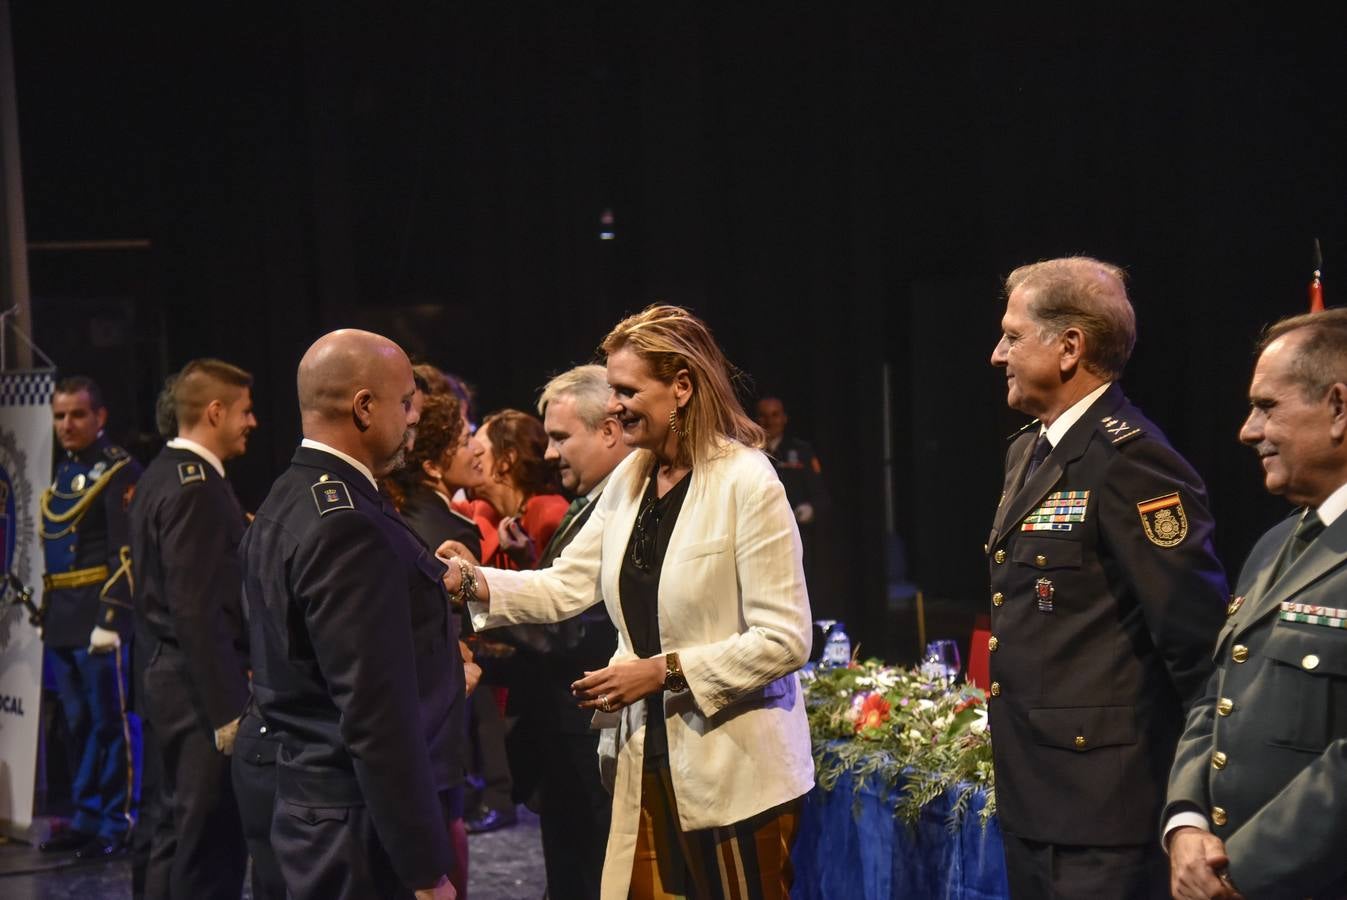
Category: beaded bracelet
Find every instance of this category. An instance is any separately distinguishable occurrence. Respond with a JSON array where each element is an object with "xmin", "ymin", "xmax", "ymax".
[{"xmin": 451, "ymin": 557, "xmax": 478, "ymax": 606}]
